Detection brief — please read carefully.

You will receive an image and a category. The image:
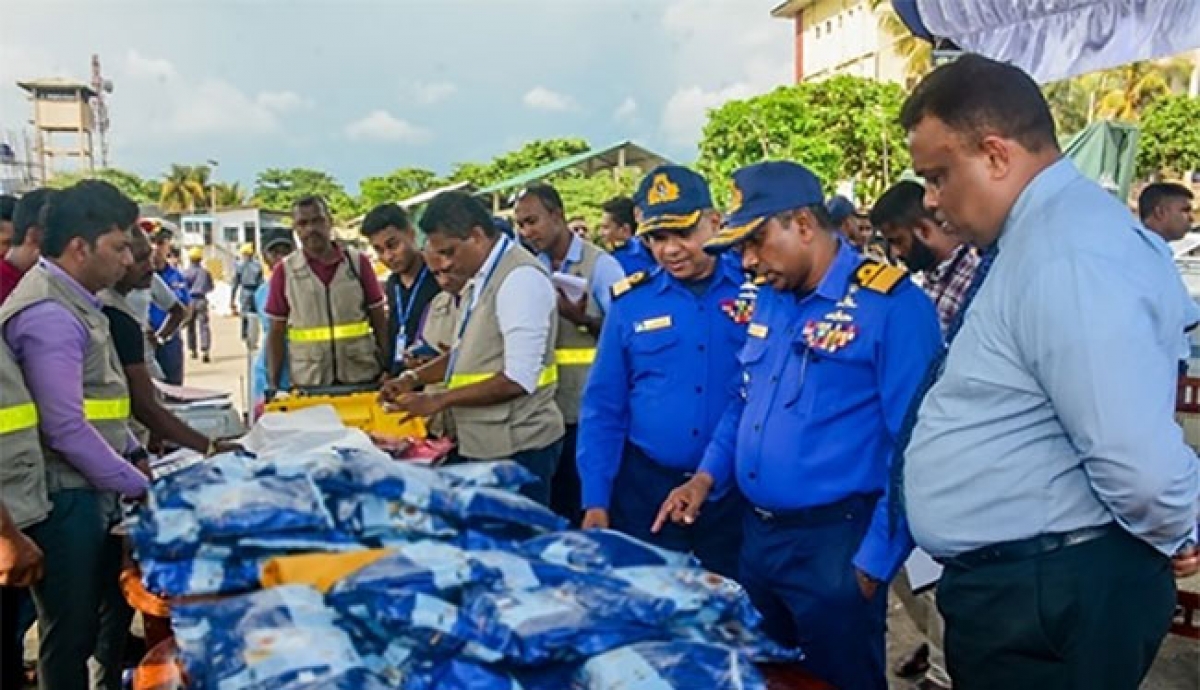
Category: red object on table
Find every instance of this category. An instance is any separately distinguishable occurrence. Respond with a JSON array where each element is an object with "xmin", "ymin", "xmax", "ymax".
[{"xmin": 761, "ymin": 664, "xmax": 837, "ymax": 690}]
